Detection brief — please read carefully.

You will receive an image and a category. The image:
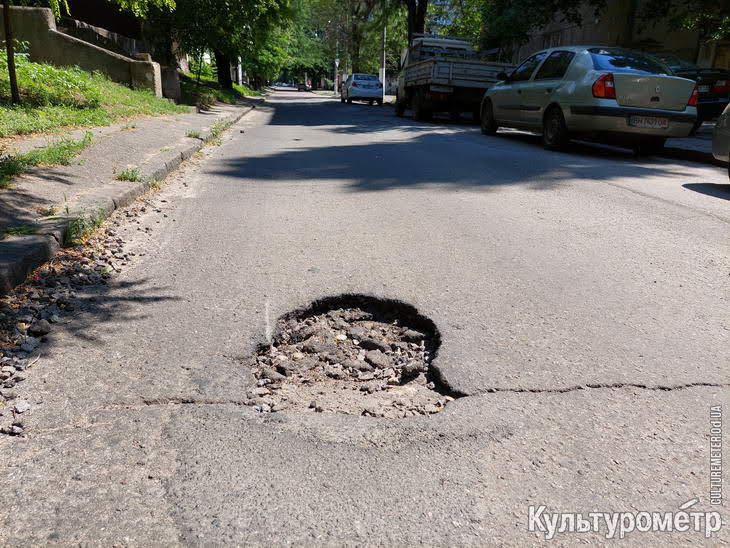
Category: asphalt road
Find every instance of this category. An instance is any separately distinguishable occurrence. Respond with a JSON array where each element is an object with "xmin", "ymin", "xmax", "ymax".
[{"xmin": 2, "ymin": 89, "xmax": 728, "ymax": 544}]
